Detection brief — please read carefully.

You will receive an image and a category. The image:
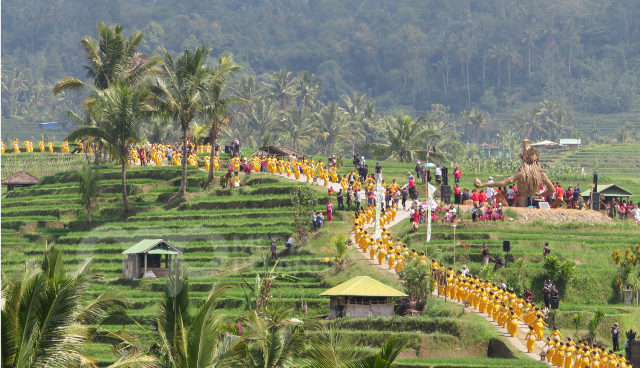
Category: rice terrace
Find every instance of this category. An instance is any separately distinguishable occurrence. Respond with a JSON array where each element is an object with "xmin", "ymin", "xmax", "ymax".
[{"xmin": 2, "ymin": 2, "xmax": 640, "ymax": 368}]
